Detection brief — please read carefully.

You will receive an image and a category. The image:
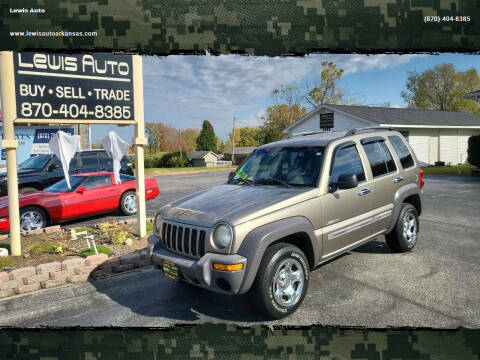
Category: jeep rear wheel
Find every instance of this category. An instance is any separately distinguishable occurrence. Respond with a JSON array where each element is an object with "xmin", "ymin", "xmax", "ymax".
[
  {"xmin": 386, "ymin": 203, "xmax": 419, "ymax": 253},
  {"xmin": 250, "ymin": 243, "xmax": 309, "ymax": 319}
]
